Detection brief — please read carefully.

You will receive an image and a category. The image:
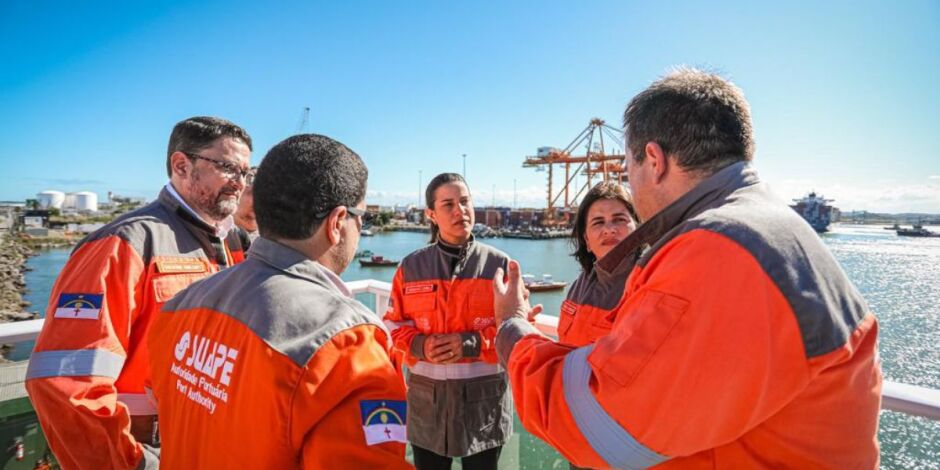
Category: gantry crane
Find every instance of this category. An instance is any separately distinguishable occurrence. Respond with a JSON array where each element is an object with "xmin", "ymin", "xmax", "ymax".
[{"xmin": 523, "ymin": 118, "xmax": 627, "ymax": 223}]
